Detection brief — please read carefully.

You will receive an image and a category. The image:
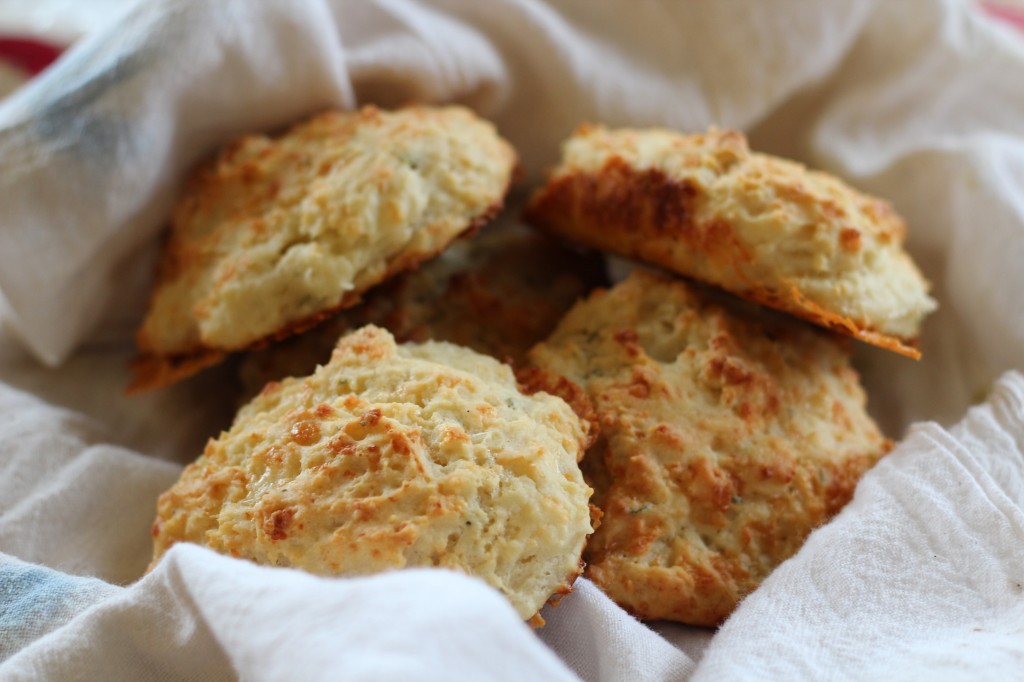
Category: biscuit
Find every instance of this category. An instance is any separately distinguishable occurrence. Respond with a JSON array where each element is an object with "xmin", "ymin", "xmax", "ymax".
[
  {"xmin": 528, "ymin": 270, "xmax": 891, "ymax": 626},
  {"xmin": 132, "ymin": 105, "xmax": 517, "ymax": 392},
  {"xmin": 524, "ymin": 125, "xmax": 936, "ymax": 358},
  {"xmin": 238, "ymin": 223, "xmax": 606, "ymax": 398},
  {"xmin": 151, "ymin": 325, "xmax": 593, "ymax": 623}
]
